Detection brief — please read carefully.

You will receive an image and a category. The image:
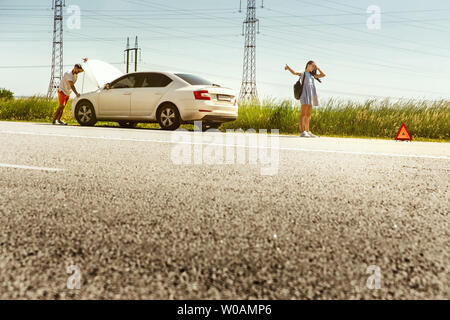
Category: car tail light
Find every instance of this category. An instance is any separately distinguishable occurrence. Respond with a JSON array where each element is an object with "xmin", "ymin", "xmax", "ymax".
[{"xmin": 194, "ymin": 90, "xmax": 211, "ymax": 100}]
